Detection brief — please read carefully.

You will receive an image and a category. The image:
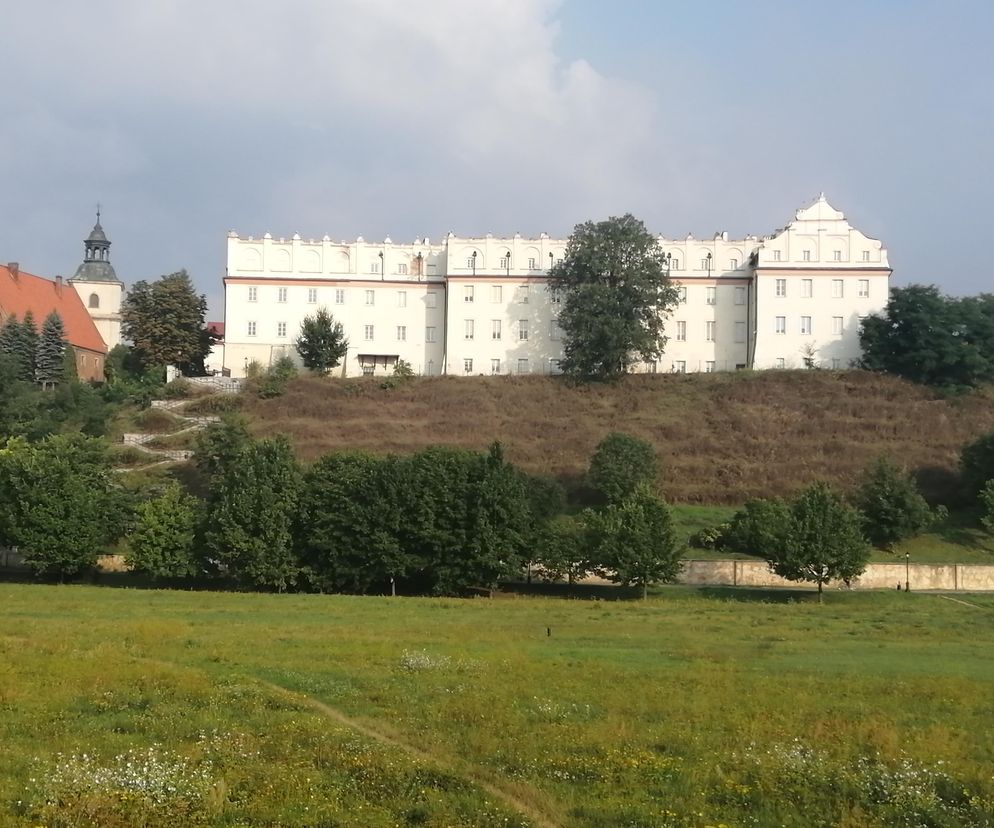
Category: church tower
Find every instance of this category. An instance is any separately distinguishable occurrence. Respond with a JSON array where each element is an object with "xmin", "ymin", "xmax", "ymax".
[{"xmin": 69, "ymin": 208, "xmax": 124, "ymax": 350}]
